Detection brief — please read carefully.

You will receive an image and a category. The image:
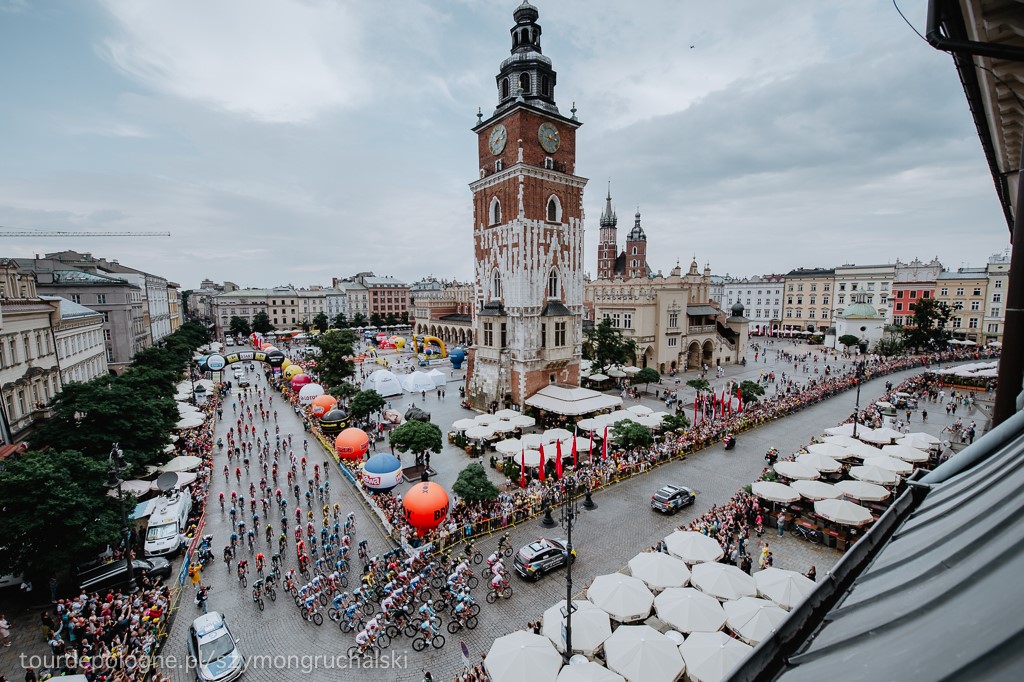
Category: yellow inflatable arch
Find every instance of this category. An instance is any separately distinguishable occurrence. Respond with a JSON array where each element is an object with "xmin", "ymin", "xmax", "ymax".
[{"xmin": 412, "ymin": 334, "xmax": 447, "ymax": 358}]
